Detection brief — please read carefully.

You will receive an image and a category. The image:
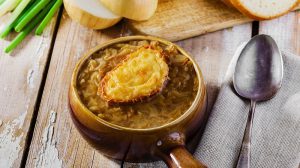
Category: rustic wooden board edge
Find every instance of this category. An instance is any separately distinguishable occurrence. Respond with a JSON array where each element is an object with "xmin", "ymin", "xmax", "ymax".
[
  {"xmin": 127, "ymin": 18, "xmax": 252, "ymax": 42},
  {"xmin": 127, "ymin": 4, "xmax": 300, "ymax": 42}
]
